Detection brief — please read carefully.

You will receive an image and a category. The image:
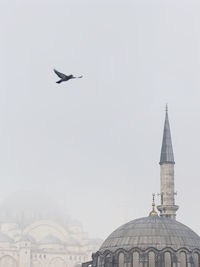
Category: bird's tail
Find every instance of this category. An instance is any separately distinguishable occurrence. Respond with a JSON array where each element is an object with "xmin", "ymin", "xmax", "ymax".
[
  {"xmin": 56, "ymin": 80, "xmax": 62, "ymax": 84},
  {"xmin": 77, "ymin": 76, "xmax": 83, "ymax": 78}
]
